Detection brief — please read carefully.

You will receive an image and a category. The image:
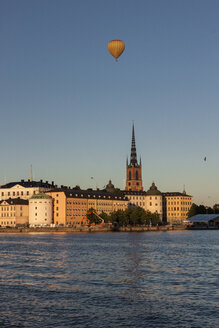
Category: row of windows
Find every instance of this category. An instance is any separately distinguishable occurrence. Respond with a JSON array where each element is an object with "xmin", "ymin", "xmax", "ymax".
[
  {"xmin": 128, "ymin": 171, "xmax": 140, "ymax": 180},
  {"xmin": 168, "ymin": 207, "xmax": 190, "ymax": 212},
  {"xmin": 167, "ymin": 197, "xmax": 191, "ymax": 200},
  {"xmin": 56, "ymin": 194, "xmax": 124, "ymax": 200},
  {"xmin": 168, "ymin": 213, "xmax": 187, "ymax": 217},
  {"xmin": 1, "ymin": 206, "xmax": 16, "ymax": 211},
  {"xmin": 0, "ymin": 213, "xmax": 14, "ymax": 217},
  {"xmin": 67, "ymin": 208, "xmax": 87, "ymax": 212},
  {"xmin": 0, "ymin": 221, "xmax": 16, "ymax": 225},
  {"xmin": 167, "ymin": 201, "xmax": 192, "ymax": 205},
  {"xmin": 67, "ymin": 213, "xmax": 85, "ymax": 217},
  {"xmin": 0, "ymin": 213, "xmax": 23, "ymax": 217},
  {"xmin": 35, "ymin": 213, "xmax": 48, "ymax": 216},
  {"xmin": 67, "ymin": 201, "xmax": 87, "ymax": 205},
  {"xmin": 1, "ymin": 191, "xmax": 31, "ymax": 196}
]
